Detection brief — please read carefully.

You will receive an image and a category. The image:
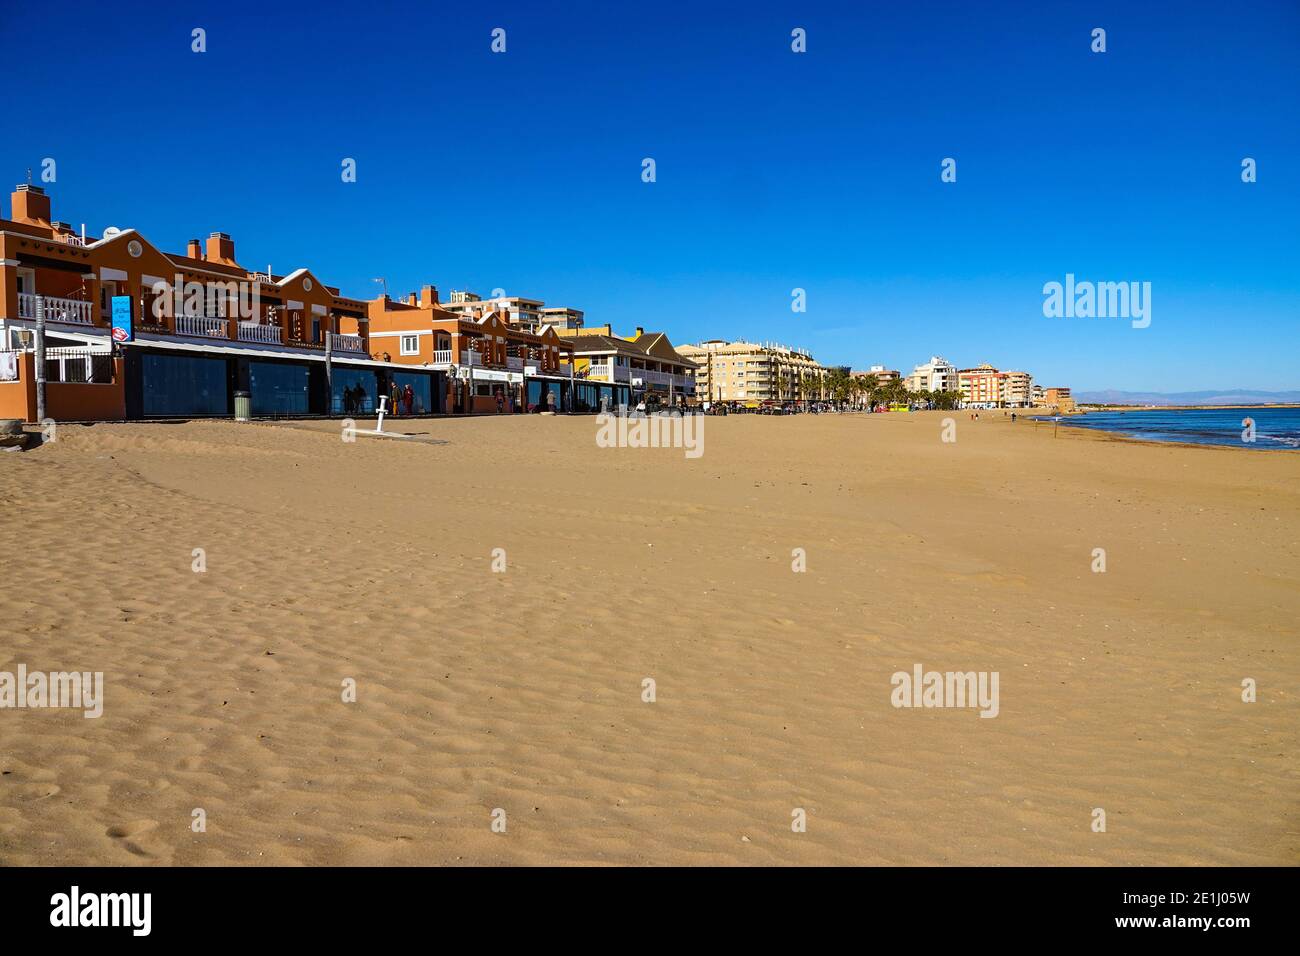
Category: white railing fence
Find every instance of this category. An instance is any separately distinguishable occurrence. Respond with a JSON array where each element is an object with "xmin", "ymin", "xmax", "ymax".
[
  {"xmin": 238, "ymin": 322, "xmax": 283, "ymax": 344},
  {"xmin": 176, "ymin": 314, "xmax": 229, "ymax": 338},
  {"xmin": 19, "ymin": 293, "xmax": 94, "ymax": 325},
  {"xmin": 331, "ymin": 333, "xmax": 364, "ymax": 353}
]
